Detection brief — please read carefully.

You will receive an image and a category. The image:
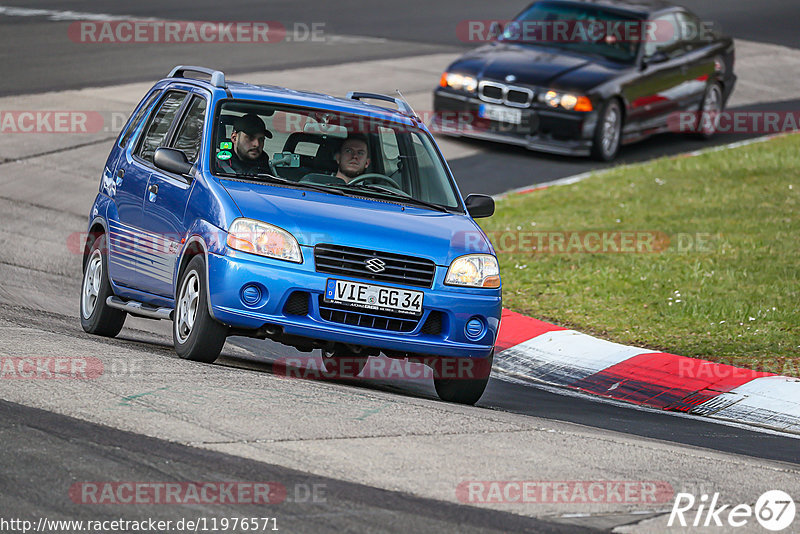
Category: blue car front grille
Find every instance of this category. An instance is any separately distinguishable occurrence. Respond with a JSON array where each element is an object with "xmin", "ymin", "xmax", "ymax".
[
  {"xmin": 318, "ymin": 296, "xmax": 421, "ymax": 333},
  {"xmin": 314, "ymin": 244, "xmax": 436, "ymax": 288}
]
